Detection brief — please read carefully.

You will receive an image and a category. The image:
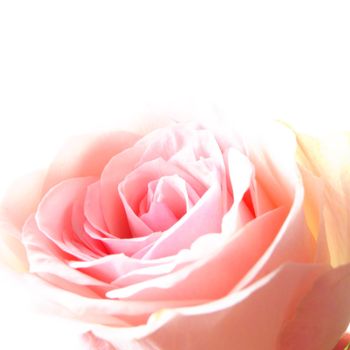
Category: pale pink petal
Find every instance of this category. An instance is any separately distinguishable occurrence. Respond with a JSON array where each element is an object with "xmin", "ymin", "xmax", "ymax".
[
  {"xmin": 84, "ymin": 181, "xmax": 112, "ymax": 237},
  {"xmin": 83, "ymin": 221, "xmax": 162, "ymax": 256},
  {"xmin": 101, "ymin": 123, "xmax": 223, "ymax": 240},
  {"xmin": 118, "ymin": 186, "xmax": 153, "ymax": 238},
  {"xmin": 118, "ymin": 157, "xmax": 207, "ymax": 238},
  {"xmin": 69, "ymin": 250, "xmax": 186, "ymax": 285},
  {"xmin": 36, "ymin": 177, "xmax": 98, "ymax": 260},
  {"xmin": 140, "ymin": 180, "xmax": 223, "ymax": 259},
  {"xmin": 100, "ymin": 145, "xmax": 145, "ymax": 237},
  {"xmin": 107, "ymin": 206, "xmax": 286, "ymax": 300},
  {"xmin": 150, "ymin": 175, "xmax": 200, "ymax": 213},
  {"xmin": 221, "ymin": 148, "xmax": 255, "ymax": 234},
  {"xmin": 22, "ymin": 216, "xmax": 107, "ymax": 297},
  {"xmin": 140, "ymin": 202, "xmax": 178, "ymax": 232},
  {"xmin": 112, "ymin": 256, "xmax": 192, "ymax": 288},
  {"xmin": 70, "ymin": 187, "xmax": 107, "ymax": 257},
  {"xmin": 137, "ymin": 124, "xmax": 224, "ymax": 167}
]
